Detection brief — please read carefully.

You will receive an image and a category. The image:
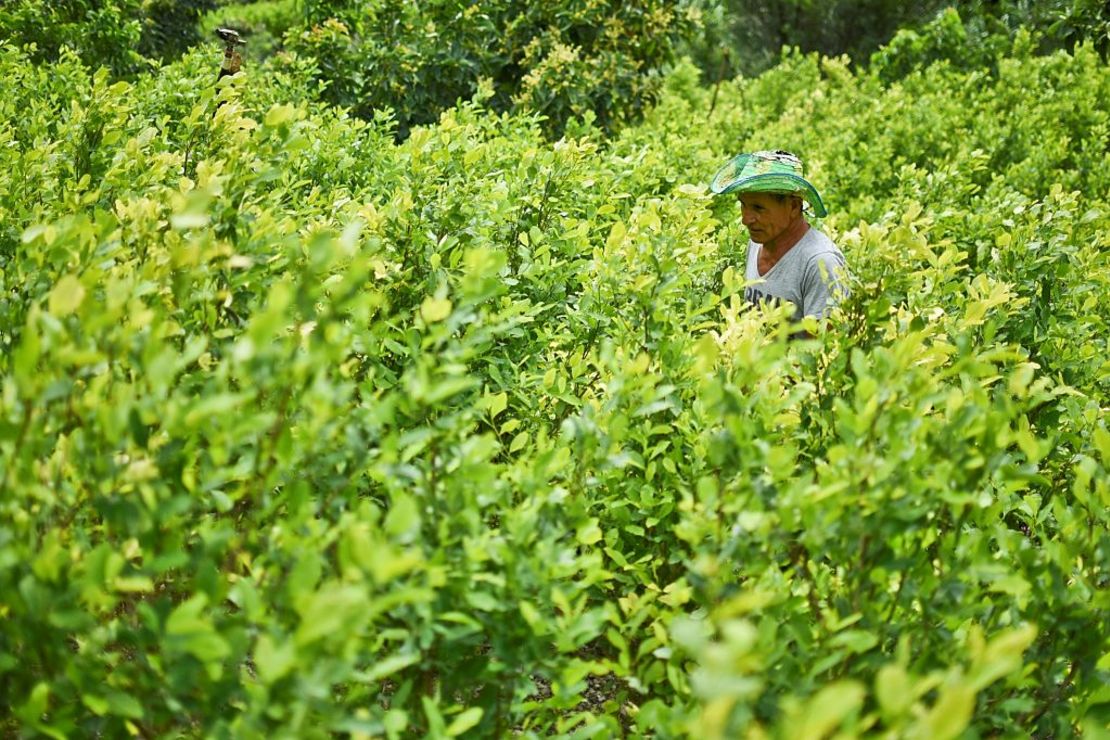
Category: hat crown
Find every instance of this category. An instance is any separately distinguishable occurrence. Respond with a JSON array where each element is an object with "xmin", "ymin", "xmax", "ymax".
[
  {"xmin": 746, "ymin": 150, "xmax": 805, "ymax": 178},
  {"xmin": 709, "ymin": 149, "xmax": 828, "ymax": 217}
]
